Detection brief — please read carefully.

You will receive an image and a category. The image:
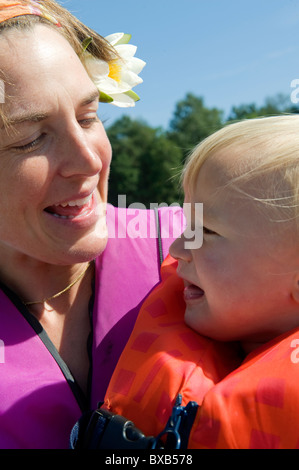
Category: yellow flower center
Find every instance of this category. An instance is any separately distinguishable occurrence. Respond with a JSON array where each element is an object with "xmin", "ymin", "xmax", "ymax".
[{"xmin": 109, "ymin": 60, "xmax": 121, "ymax": 83}]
